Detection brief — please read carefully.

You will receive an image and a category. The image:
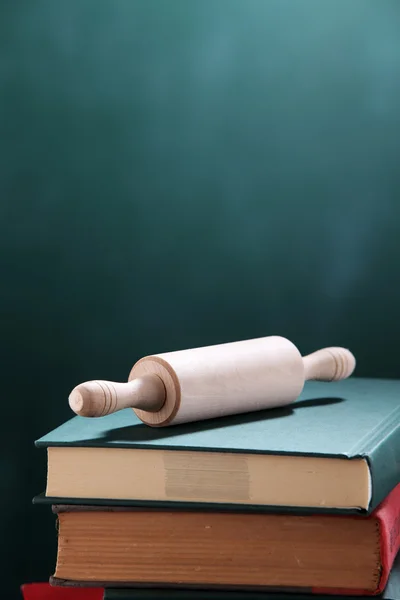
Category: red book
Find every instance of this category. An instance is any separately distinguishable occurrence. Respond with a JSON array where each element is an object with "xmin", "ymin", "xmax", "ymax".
[
  {"xmin": 313, "ymin": 482, "xmax": 400, "ymax": 595},
  {"xmin": 20, "ymin": 583, "xmax": 103, "ymax": 600}
]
